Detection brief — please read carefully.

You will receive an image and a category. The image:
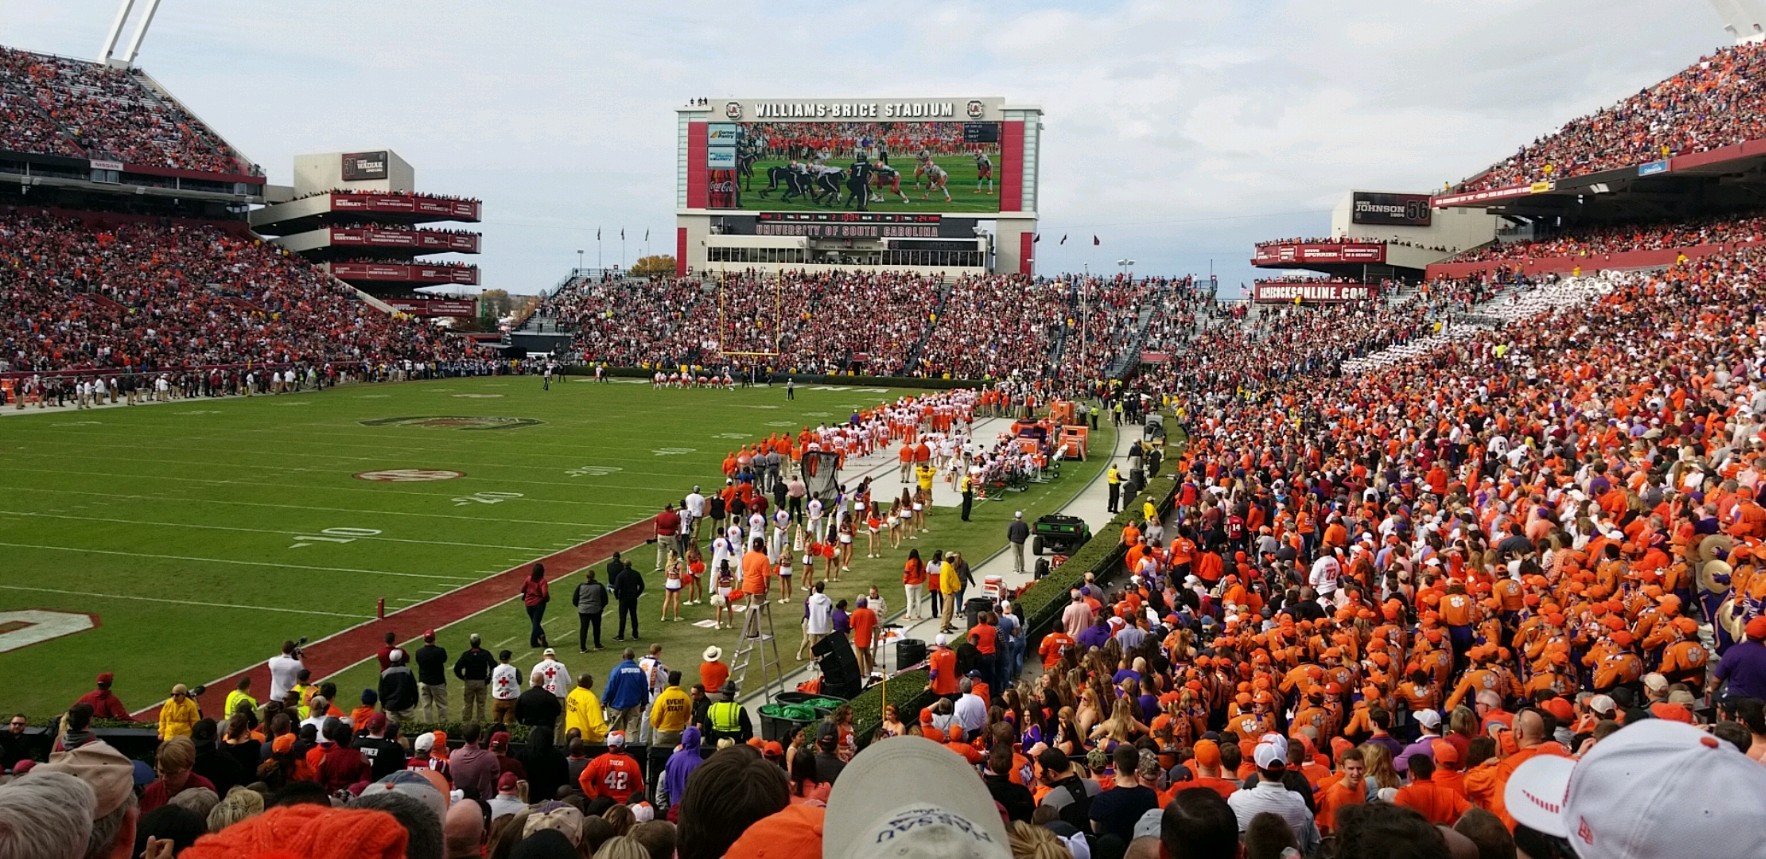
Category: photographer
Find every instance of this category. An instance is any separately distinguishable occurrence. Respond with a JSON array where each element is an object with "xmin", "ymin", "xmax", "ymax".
[{"xmin": 268, "ymin": 639, "xmax": 305, "ymax": 702}]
